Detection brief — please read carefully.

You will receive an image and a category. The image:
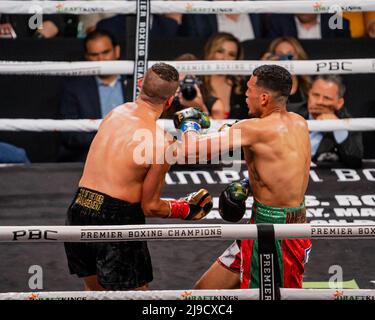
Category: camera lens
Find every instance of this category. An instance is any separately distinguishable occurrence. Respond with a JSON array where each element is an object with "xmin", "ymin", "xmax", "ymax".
[
  {"xmin": 180, "ymin": 75, "xmax": 197, "ymax": 101},
  {"xmin": 278, "ymin": 54, "xmax": 294, "ymax": 61}
]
